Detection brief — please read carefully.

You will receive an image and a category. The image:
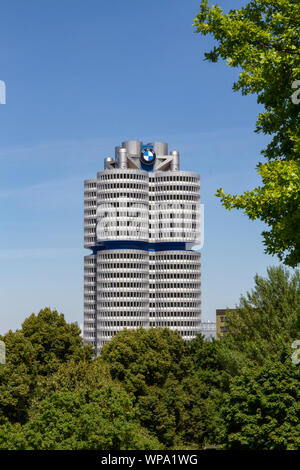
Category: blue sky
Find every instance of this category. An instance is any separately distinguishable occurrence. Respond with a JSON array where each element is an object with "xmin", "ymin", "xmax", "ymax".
[{"xmin": 0, "ymin": 0, "xmax": 277, "ymax": 334}]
